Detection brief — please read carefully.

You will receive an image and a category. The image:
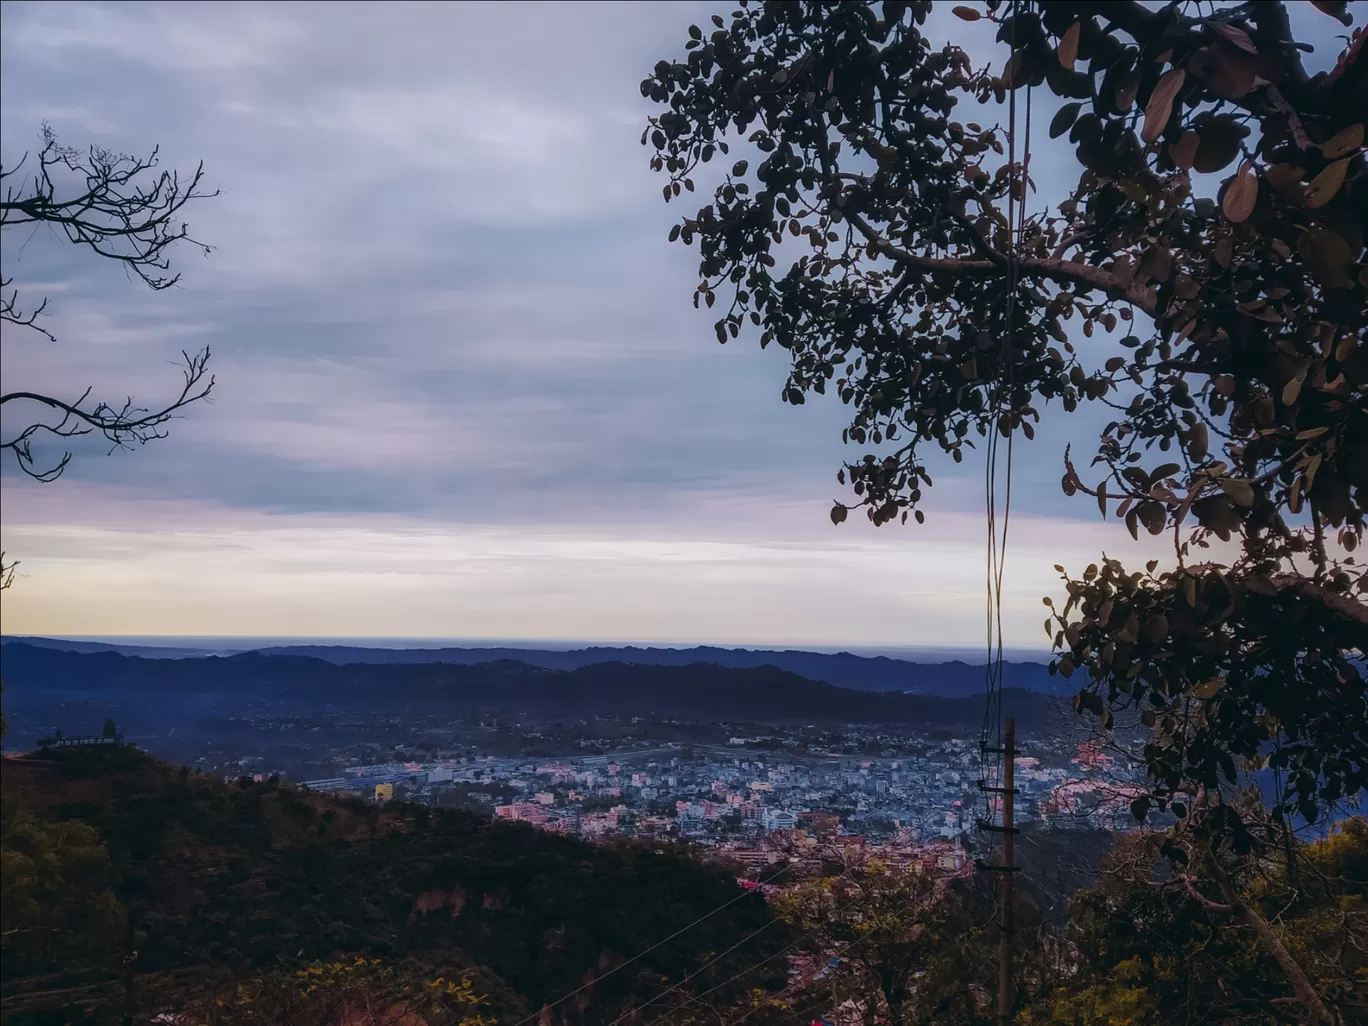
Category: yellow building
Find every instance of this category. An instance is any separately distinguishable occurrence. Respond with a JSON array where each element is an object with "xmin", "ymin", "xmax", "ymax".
[{"xmin": 374, "ymin": 783, "xmax": 393, "ymax": 802}]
